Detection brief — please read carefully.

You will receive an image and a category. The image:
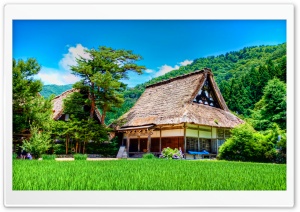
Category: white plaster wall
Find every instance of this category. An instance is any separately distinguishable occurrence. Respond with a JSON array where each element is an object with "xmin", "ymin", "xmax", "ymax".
[
  {"xmin": 199, "ymin": 130, "xmax": 212, "ymax": 138},
  {"xmin": 186, "ymin": 129, "xmax": 198, "ymax": 138},
  {"xmin": 212, "ymin": 127, "xmax": 217, "ymax": 138},
  {"xmin": 123, "ymin": 126, "xmax": 217, "ymax": 139},
  {"xmin": 161, "ymin": 129, "xmax": 184, "ymax": 137}
]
